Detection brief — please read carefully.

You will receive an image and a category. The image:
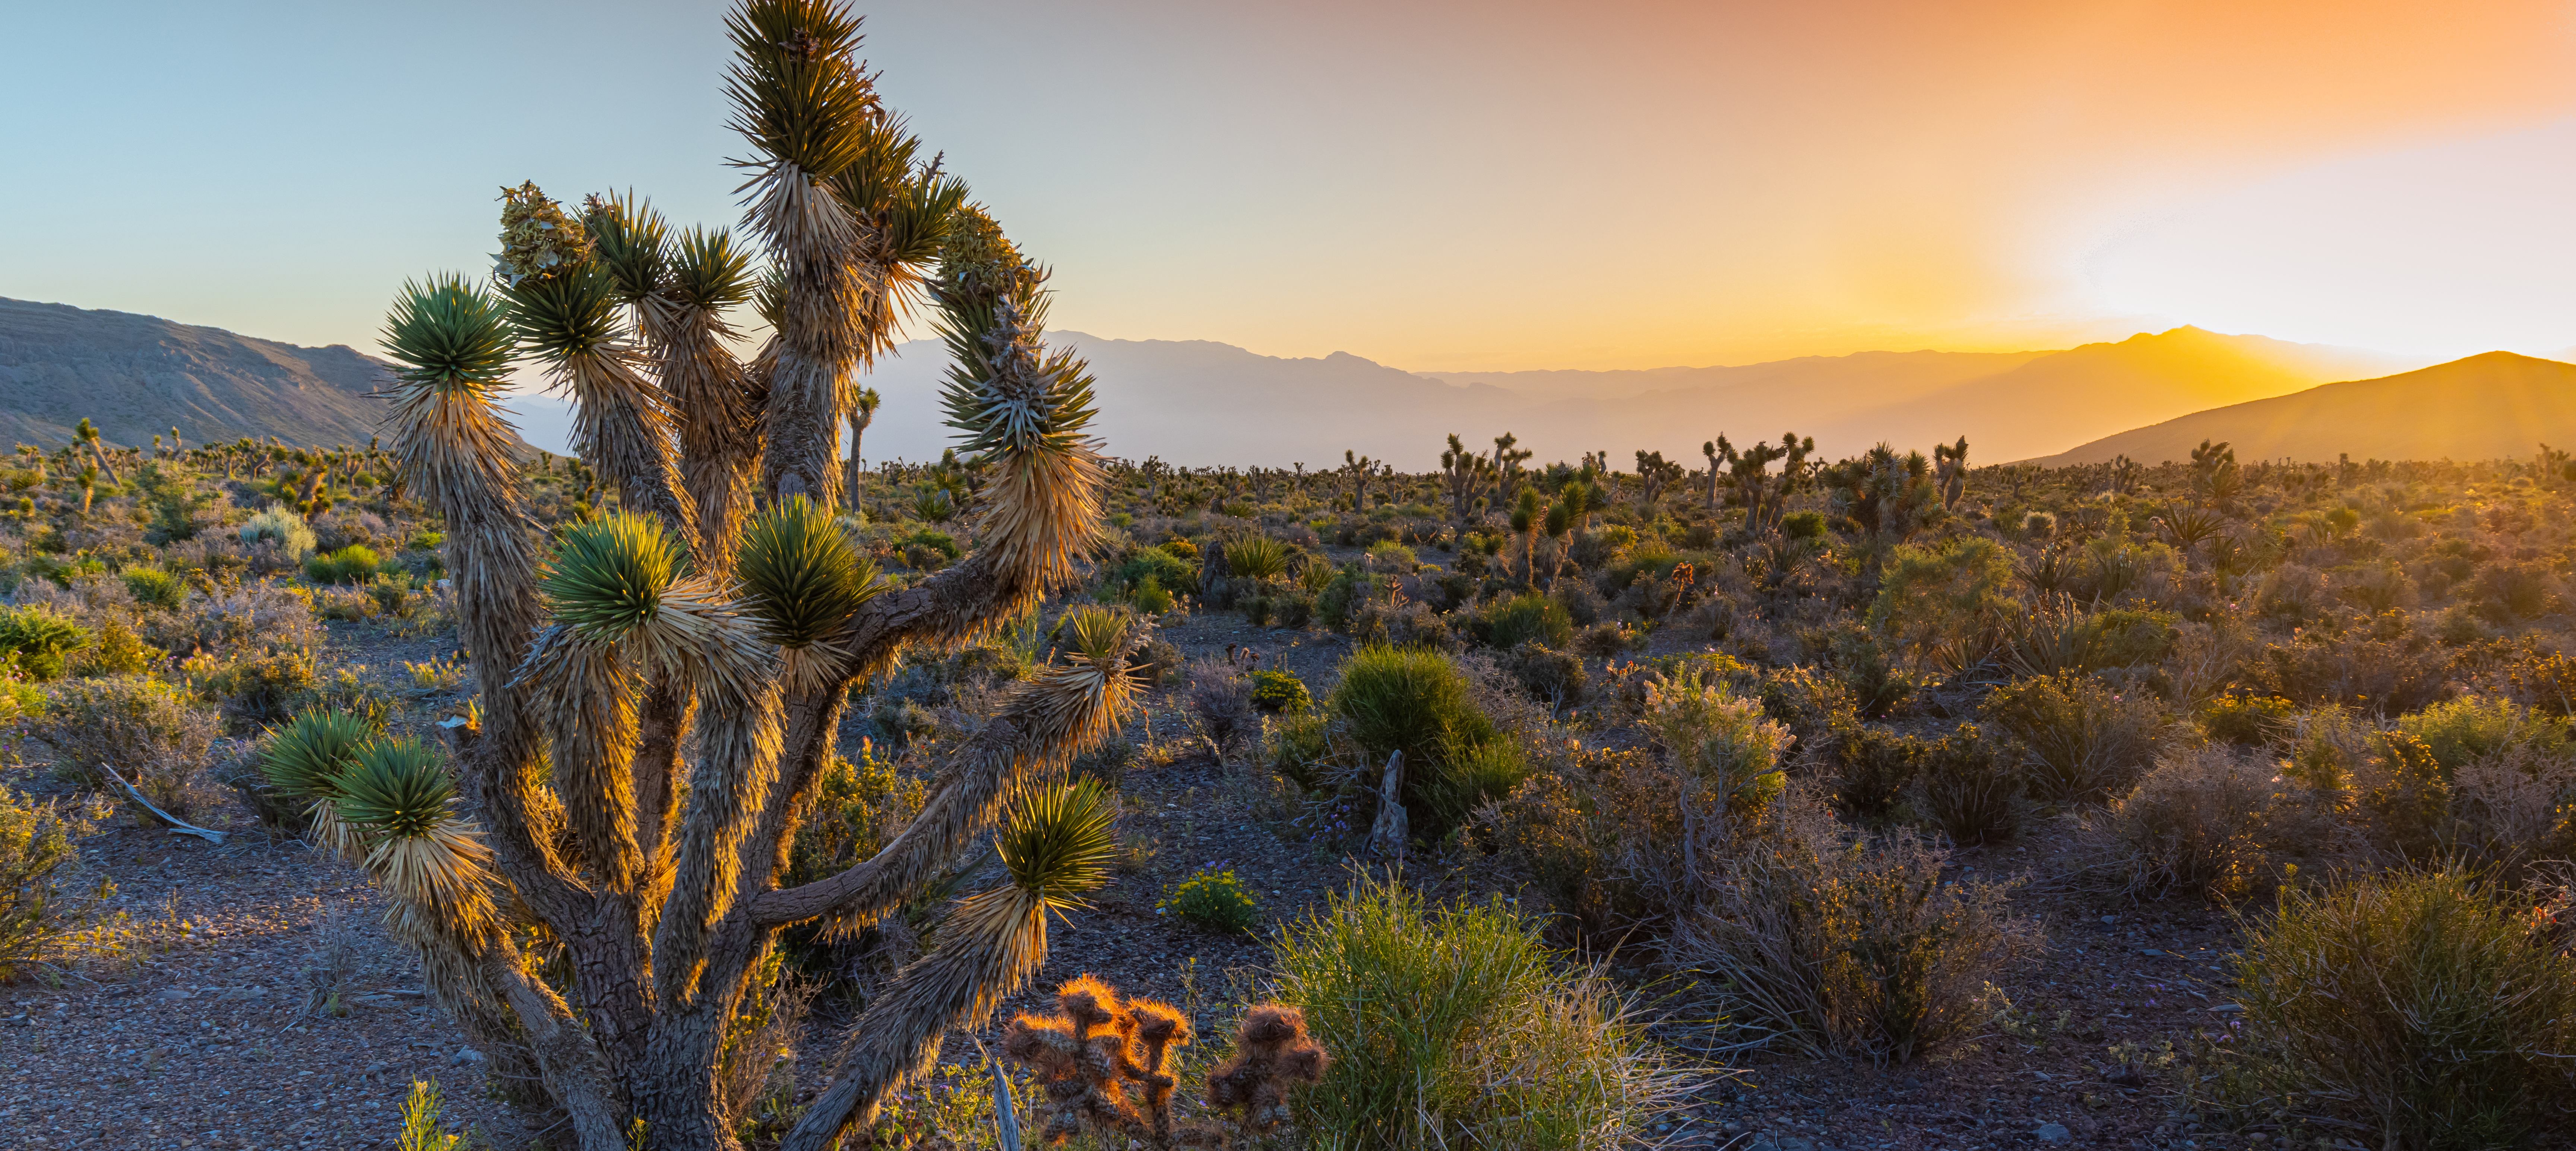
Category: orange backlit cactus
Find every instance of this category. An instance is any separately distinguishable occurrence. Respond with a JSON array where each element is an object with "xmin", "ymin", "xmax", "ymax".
[{"xmin": 1001, "ymin": 975, "xmax": 1326, "ymax": 1148}]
